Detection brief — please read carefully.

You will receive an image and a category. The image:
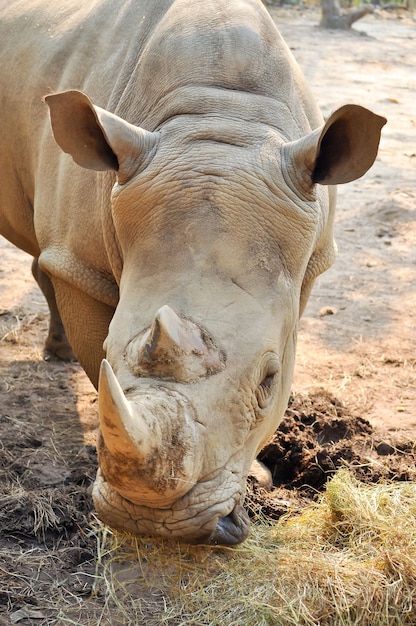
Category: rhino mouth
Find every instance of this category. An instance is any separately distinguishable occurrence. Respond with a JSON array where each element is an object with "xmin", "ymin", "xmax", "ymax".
[
  {"xmin": 208, "ymin": 504, "xmax": 251, "ymax": 545},
  {"xmin": 92, "ymin": 468, "xmax": 250, "ymax": 546}
]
